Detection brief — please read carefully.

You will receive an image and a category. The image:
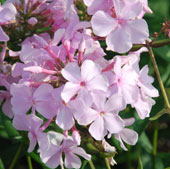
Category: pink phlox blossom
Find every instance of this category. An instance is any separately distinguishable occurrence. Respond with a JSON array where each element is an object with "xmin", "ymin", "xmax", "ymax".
[
  {"xmin": 102, "ymin": 139, "xmax": 117, "ymax": 166},
  {"xmin": 61, "ymin": 59, "xmax": 108, "ymax": 103},
  {"xmin": 107, "ymin": 56, "xmax": 139, "ymax": 105},
  {"xmin": 38, "ymin": 131, "xmax": 91, "ymax": 169},
  {"xmin": 49, "ymin": 0, "xmax": 79, "ymax": 32},
  {"xmin": 13, "ymin": 113, "xmax": 43, "ymax": 152},
  {"xmin": 138, "ymin": 65, "xmax": 159, "ymax": 98},
  {"xmin": 10, "ymin": 83, "xmax": 58, "ymax": 119},
  {"xmin": 138, "ymin": 0, "xmax": 153, "ymax": 18},
  {"xmin": 0, "ymin": 2, "xmax": 16, "ymax": 25},
  {"xmin": 131, "ymin": 65, "xmax": 159, "ymax": 119},
  {"xmin": 71, "ymin": 90, "xmax": 125, "ymax": 140},
  {"xmin": 132, "ymin": 90, "xmax": 156, "ymax": 119},
  {"xmin": 83, "ymin": 0, "xmax": 113, "ymax": 15},
  {"xmin": 114, "ymin": 118, "xmax": 138, "ymax": 151},
  {"xmin": 52, "ymin": 86, "xmax": 75, "ymax": 130},
  {"xmin": 91, "ymin": 0, "xmax": 149, "ymax": 53}
]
